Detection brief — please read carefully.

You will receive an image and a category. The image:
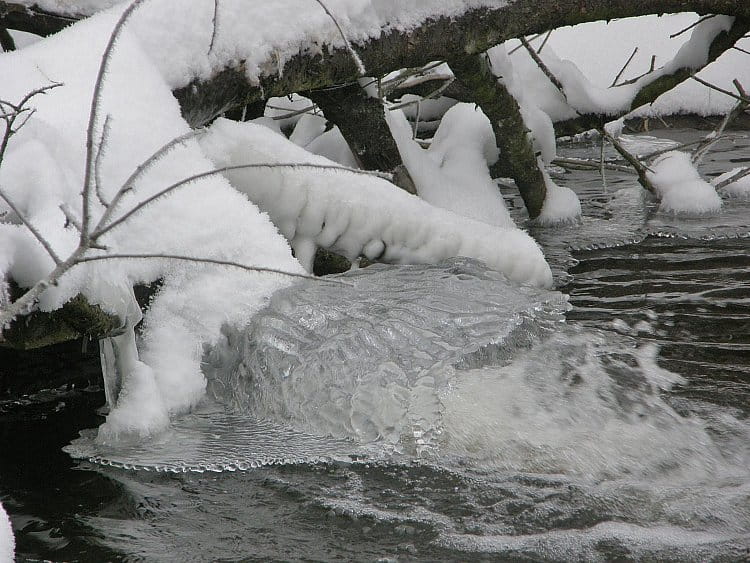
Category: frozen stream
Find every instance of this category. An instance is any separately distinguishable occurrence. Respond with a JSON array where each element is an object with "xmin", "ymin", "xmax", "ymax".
[{"xmin": 1, "ymin": 130, "xmax": 750, "ymax": 561}]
